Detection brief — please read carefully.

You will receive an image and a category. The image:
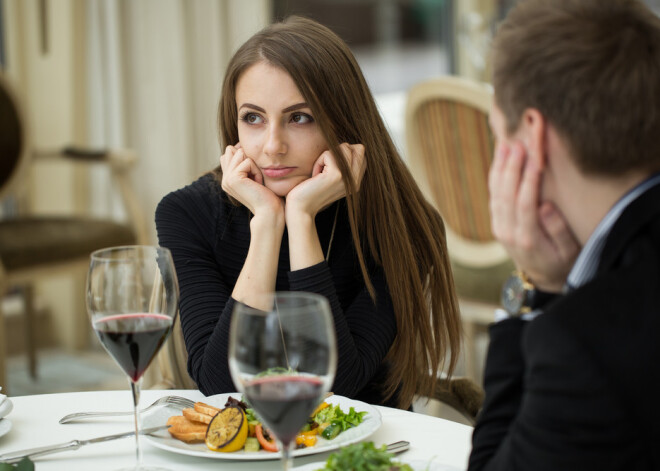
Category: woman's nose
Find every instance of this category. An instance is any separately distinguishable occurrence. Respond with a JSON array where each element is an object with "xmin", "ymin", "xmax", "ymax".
[{"xmin": 263, "ymin": 123, "xmax": 287, "ymax": 157}]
